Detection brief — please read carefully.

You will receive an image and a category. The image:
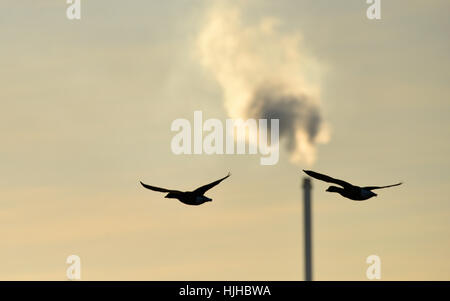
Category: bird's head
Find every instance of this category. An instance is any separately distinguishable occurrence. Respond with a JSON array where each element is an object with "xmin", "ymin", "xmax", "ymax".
[
  {"xmin": 165, "ymin": 192, "xmax": 177, "ymax": 199},
  {"xmin": 326, "ymin": 186, "xmax": 341, "ymax": 193}
]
